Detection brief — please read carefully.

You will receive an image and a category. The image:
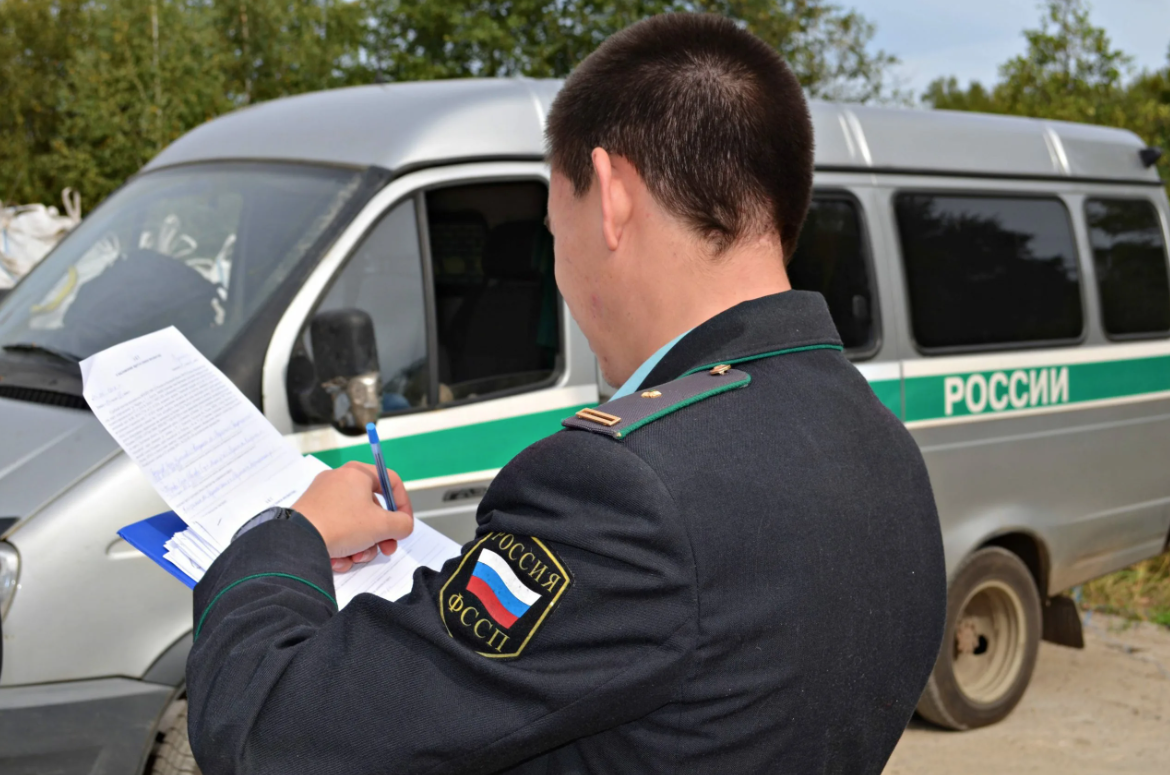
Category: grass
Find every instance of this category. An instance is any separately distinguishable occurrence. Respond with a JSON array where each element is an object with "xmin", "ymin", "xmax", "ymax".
[{"xmin": 1079, "ymin": 552, "xmax": 1170, "ymax": 628}]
